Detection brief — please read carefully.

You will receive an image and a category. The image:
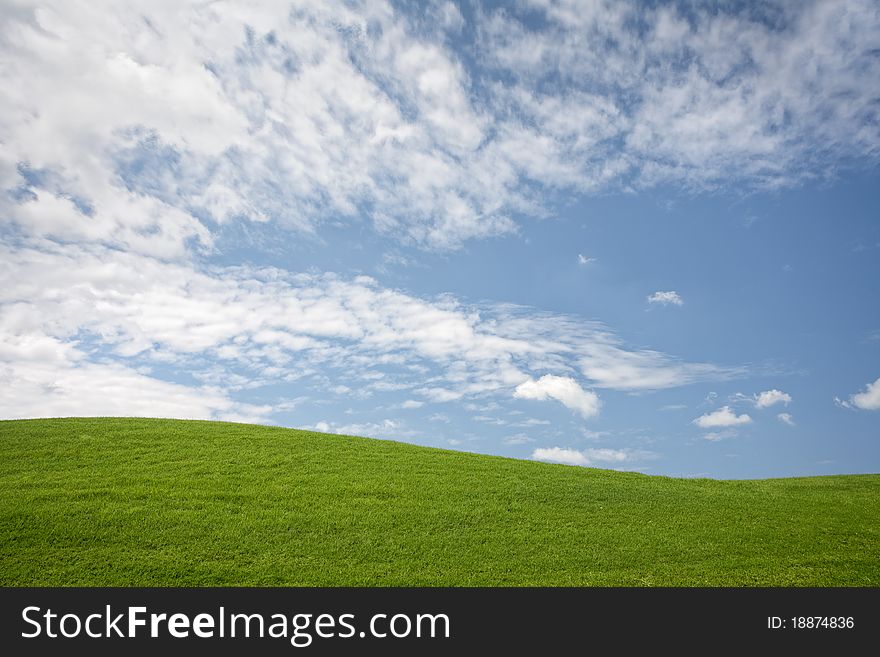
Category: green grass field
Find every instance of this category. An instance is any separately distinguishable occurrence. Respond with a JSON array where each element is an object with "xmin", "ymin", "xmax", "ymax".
[{"xmin": 1, "ymin": 417, "xmax": 877, "ymax": 586}]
